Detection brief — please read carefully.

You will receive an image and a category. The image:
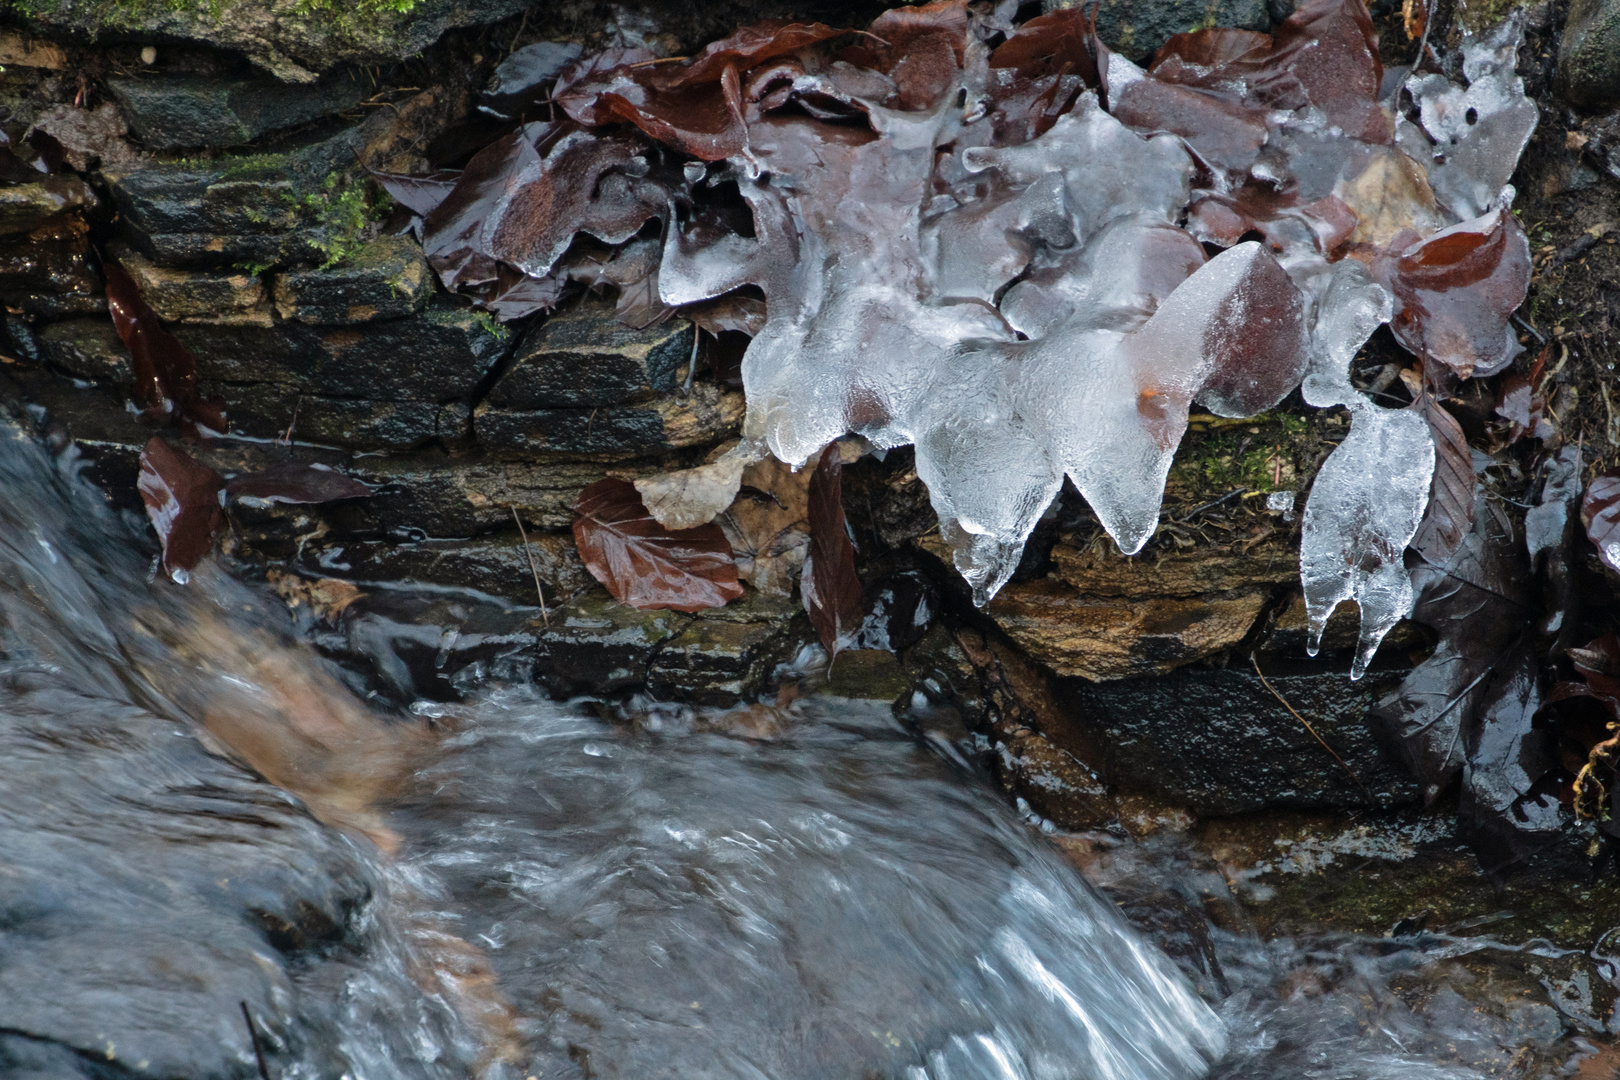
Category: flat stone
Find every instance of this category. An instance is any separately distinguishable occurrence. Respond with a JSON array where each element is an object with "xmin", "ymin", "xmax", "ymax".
[
  {"xmin": 1051, "ymin": 541, "xmax": 1299, "ymax": 597},
  {"xmin": 986, "ymin": 576, "xmax": 1272, "ymax": 681},
  {"xmin": 37, "ymin": 318, "xmax": 134, "ymax": 385},
  {"xmin": 1069, "ymin": 664, "xmax": 1420, "ymax": 814},
  {"xmin": 0, "ymin": 217, "xmax": 104, "ymax": 318},
  {"xmin": 272, "ymin": 235, "xmax": 431, "ymax": 324},
  {"xmin": 534, "ymin": 589, "xmax": 689, "ymax": 697},
  {"xmin": 475, "ymin": 385, "xmax": 745, "ymax": 457},
  {"xmin": 1046, "ymin": 0, "xmax": 1269, "ymax": 57},
  {"xmin": 209, "ymin": 383, "xmax": 471, "ymax": 449},
  {"xmin": 0, "ymin": 176, "xmax": 96, "ymax": 236},
  {"xmin": 998, "ymin": 726, "xmax": 1115, "ymax": 827},
  {"xmin": 1561, "ymin": 0, "xmax": 1620, "ymax": 106},
  {"xmin": 107, "ymin": 70, "xmax": 366, "ymax": 149},
  {"xmin": 826, "ymin": 649, "xmax": 911, "ymax": 701},
  {"xmin": 290, "ymin": 532, "xmax": 593, "ymax": 605},
  {"xmin": 175, "ymin": 296, "xmax": 512, "ymax": 401},
  {"xmin": 489, "ymin": 297, "xmax": 691, "ymax": 408},
  {"xmin": 112, "ymin": 243, "xmax": 270, "ymax": 324},
  {"xmin": 647, "ymin": 615, "xmax": 793, "ymax": 706}
]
